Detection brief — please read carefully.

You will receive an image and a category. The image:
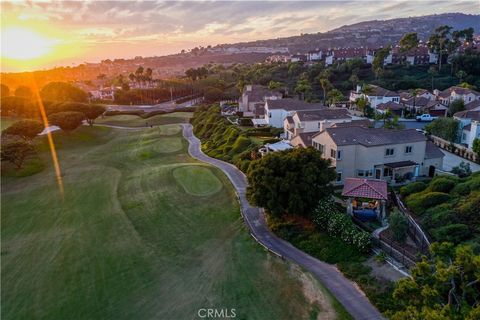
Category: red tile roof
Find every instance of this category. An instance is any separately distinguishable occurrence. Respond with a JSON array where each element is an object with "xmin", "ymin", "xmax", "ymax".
[{"xmin": 342, "ymin": 178, "xmax": 388, "ymax": 200}]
